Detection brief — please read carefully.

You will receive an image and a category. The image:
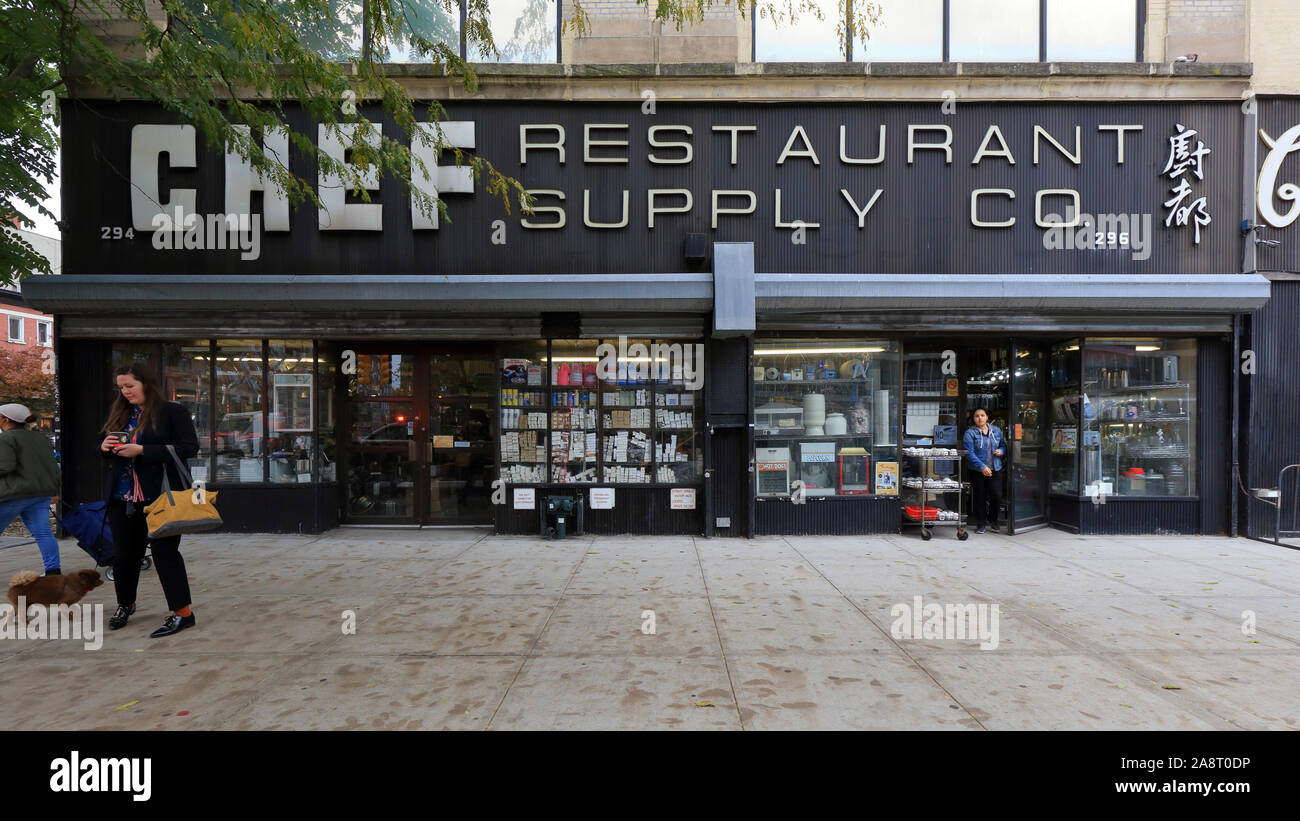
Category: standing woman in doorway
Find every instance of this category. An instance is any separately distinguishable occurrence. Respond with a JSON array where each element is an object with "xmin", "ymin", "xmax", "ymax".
[
  {"xmin": 963, "ymin": 406, "xmax": 1007, "ymax": 534},
  {"xmin": 100, "ymin": 363, "xmax": 201, "ymax": 637}
]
